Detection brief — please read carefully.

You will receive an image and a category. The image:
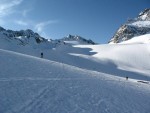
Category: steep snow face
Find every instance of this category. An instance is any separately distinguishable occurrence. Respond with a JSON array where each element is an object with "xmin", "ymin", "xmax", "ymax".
[
  {"xmin": 109, "ymin": 8, "xmax": 150, "ymax": 43},
  {"xmin": 0, "ymin": 49, "xmax": 150, "ymax": 113}
]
